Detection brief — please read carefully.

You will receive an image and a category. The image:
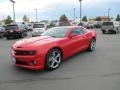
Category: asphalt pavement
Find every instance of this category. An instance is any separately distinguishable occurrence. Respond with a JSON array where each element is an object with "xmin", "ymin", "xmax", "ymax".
[{"xmin": 0, "ymin": 29, "xmax": 120, "ymax": 90}]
